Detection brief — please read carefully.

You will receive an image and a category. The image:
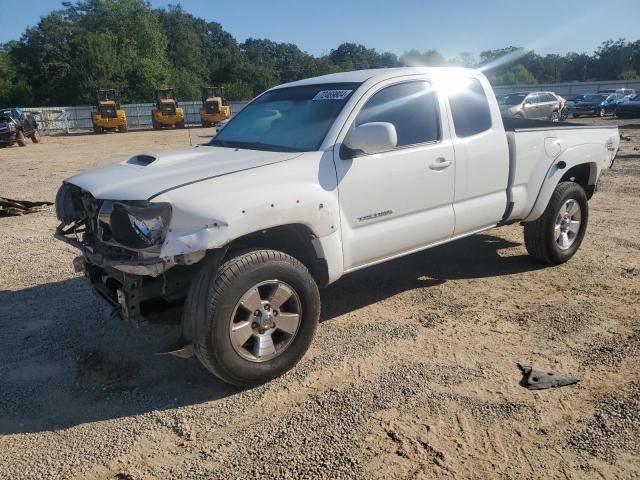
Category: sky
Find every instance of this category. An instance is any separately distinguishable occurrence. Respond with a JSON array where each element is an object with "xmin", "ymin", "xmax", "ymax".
[{"xmin": 1, "ymin": 0, "xmax": 639, "ymax": 58}]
